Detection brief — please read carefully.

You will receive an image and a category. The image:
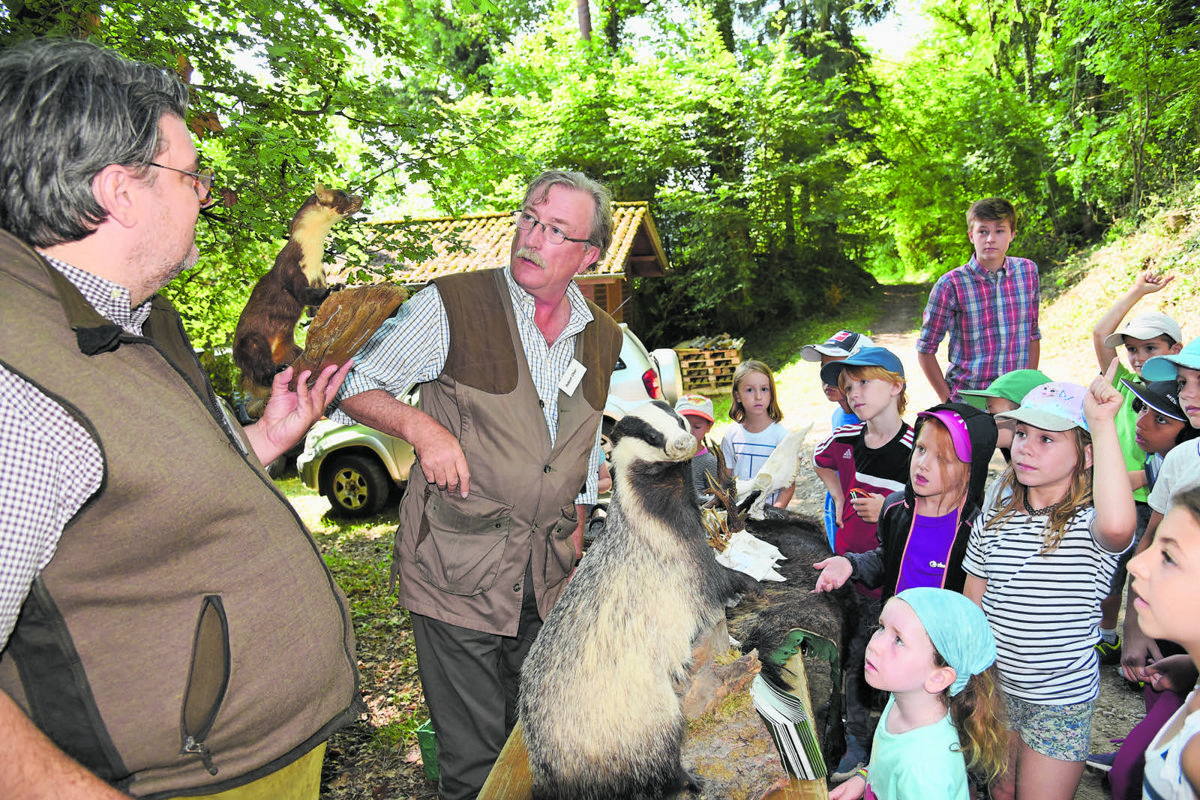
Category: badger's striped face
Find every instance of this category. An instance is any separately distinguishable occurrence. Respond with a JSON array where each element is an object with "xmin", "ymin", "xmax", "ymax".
[{"xmin": 610, "ymin": 401, "xmax": 697, "ymax": 470}]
